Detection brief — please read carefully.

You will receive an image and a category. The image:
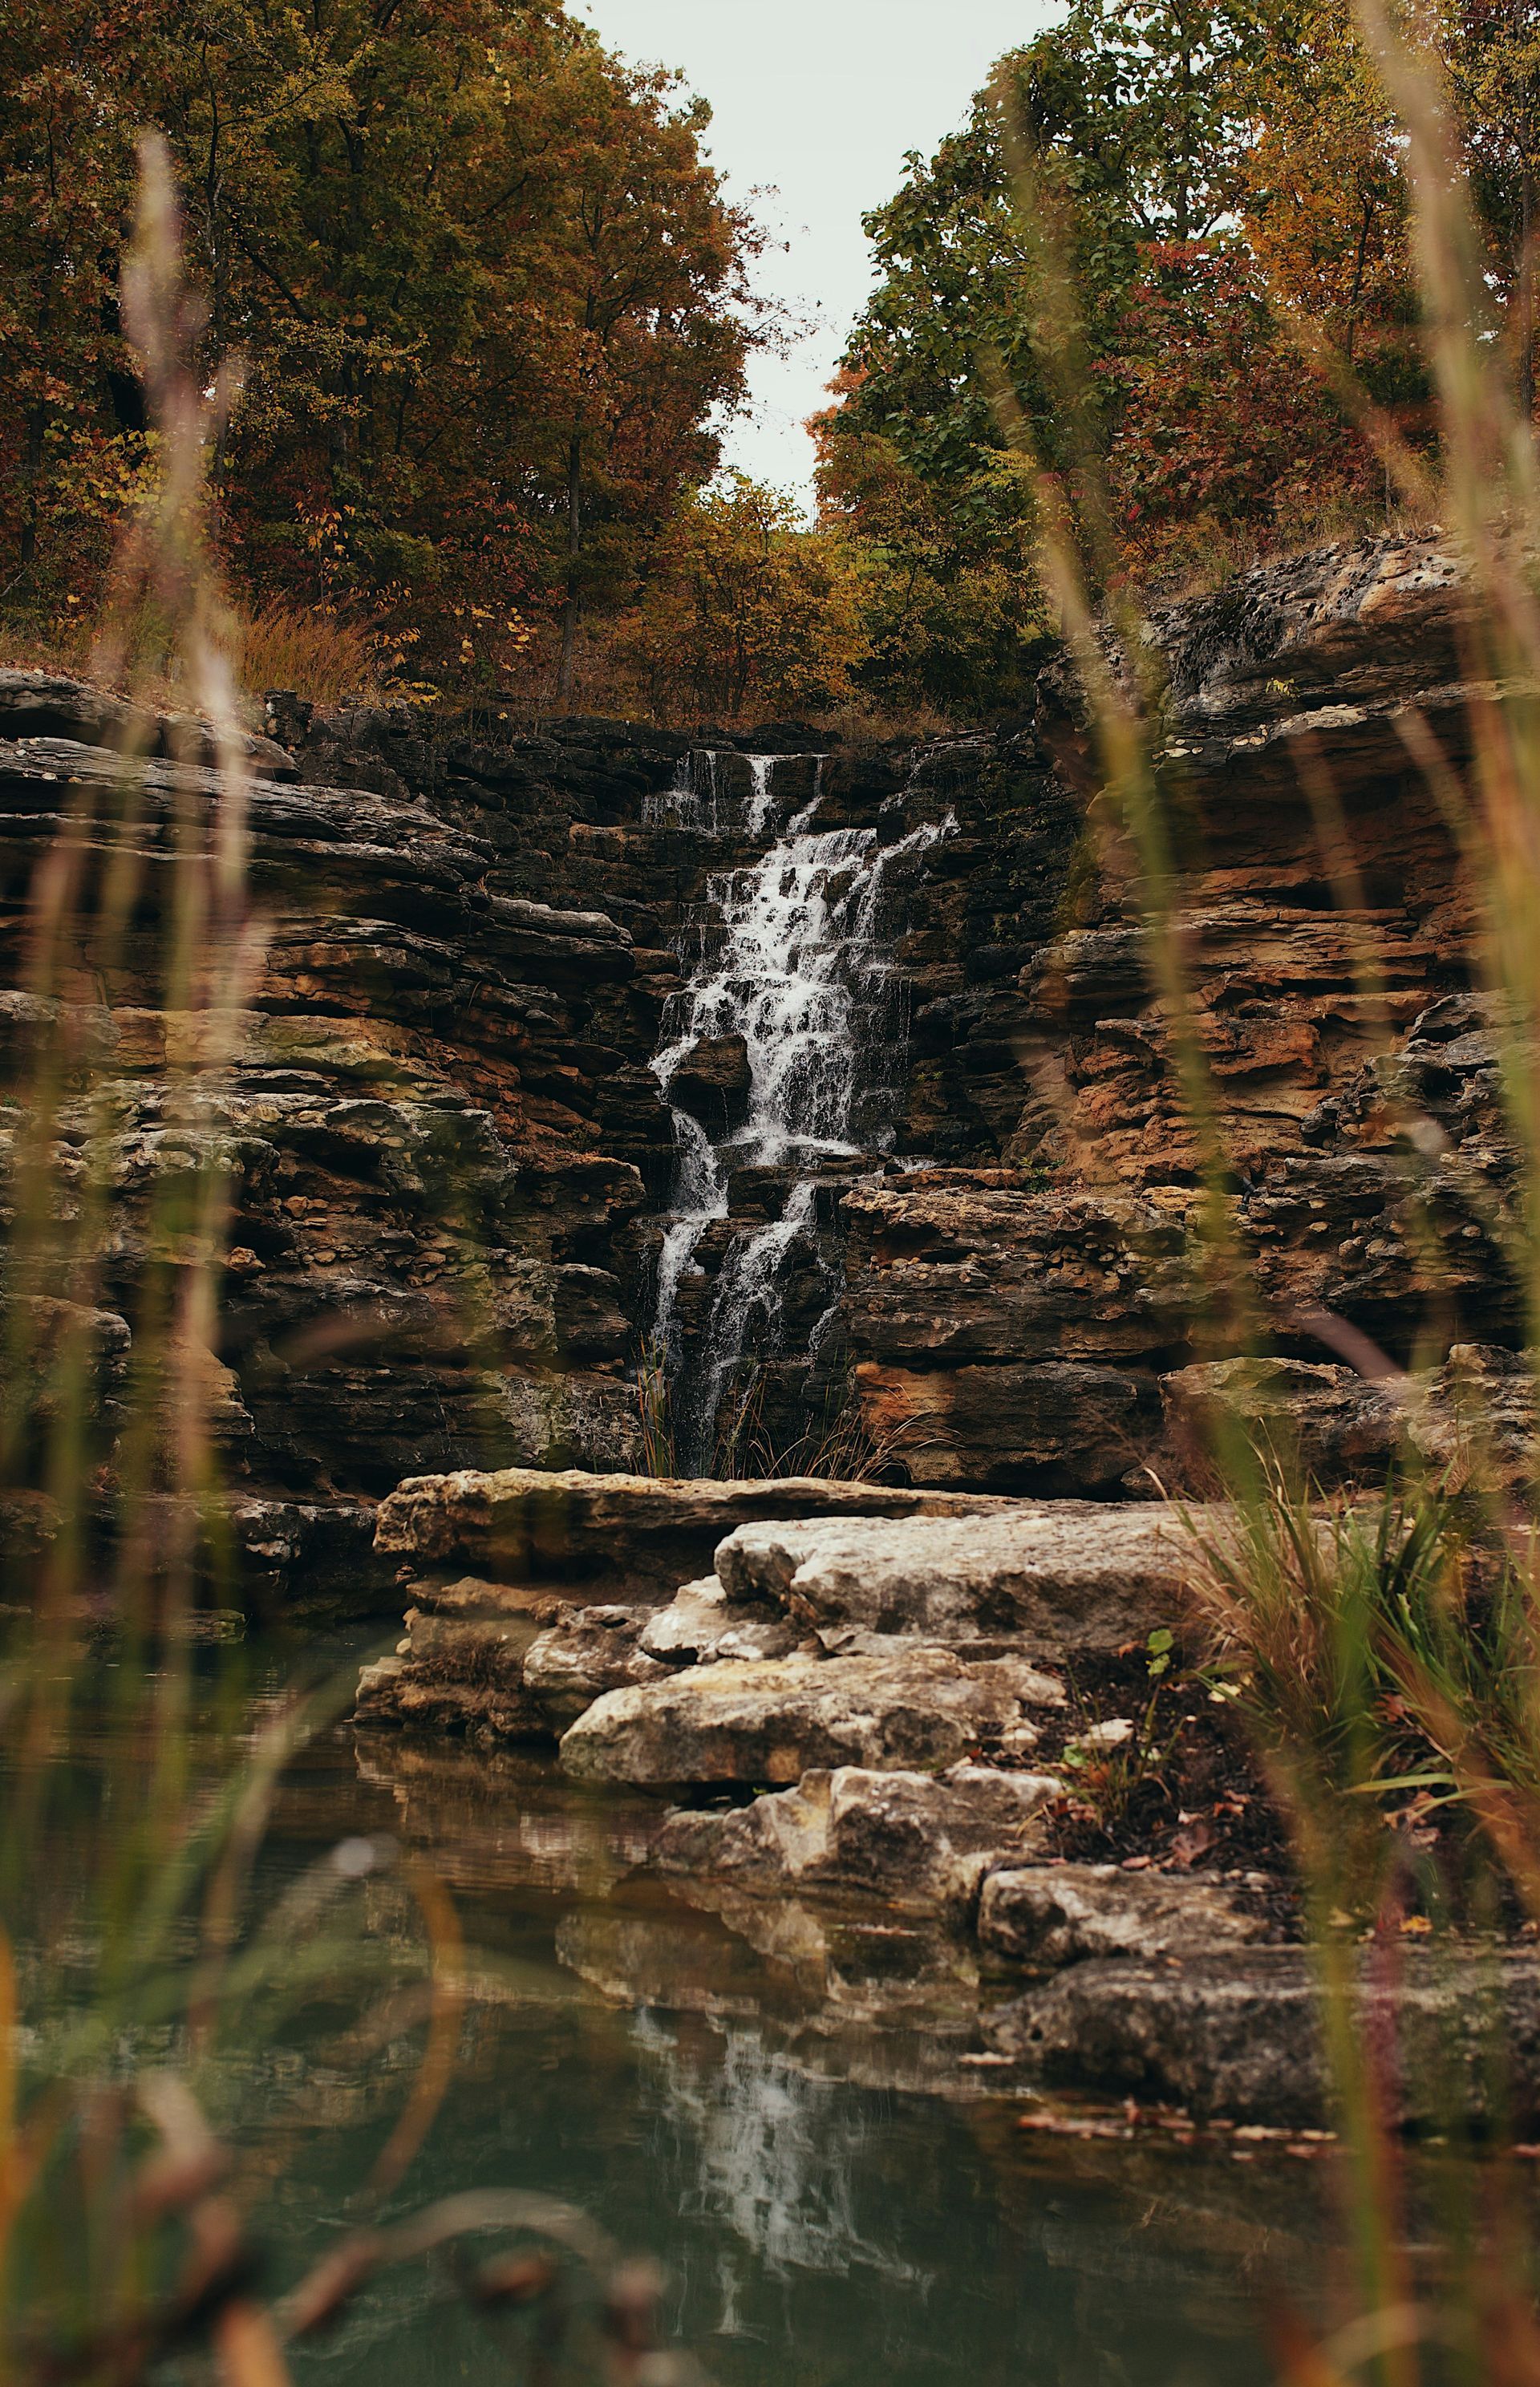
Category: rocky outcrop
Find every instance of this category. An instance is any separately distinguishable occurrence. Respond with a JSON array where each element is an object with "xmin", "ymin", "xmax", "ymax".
[
  {"xmin": 711, "ymin": 1505, "xmax": 1207, "ymax": 1654},
  {"xmin": 11, "ymin": 535, "xmax": 1523, "ymax": 1608},
  {"xmin": 559, "ymin": 1646, "xmax": 1064, "ymax": 1789},
  {"xmin": 356, "ymin": 1467, "xmax": 1219, "ymax": 1743},
  {"xmin": 842, "ymin": 533, "xmax": 1521, "ymax": 1491},
  {"xmin": 359, "ymin": 1465, "xmax": 1034, "ymax": 1735}
]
